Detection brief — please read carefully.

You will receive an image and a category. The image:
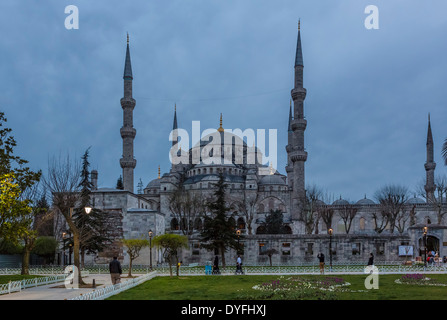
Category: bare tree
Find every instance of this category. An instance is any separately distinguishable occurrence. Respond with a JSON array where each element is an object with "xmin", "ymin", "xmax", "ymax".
[
  {"xmin": 371, "ymin": 210, "xmax": 389, "ymax": 234},
  {"xmin": 318, "ymin": 205, "xmax": 335, "ymax": 233},
  {"xmin": 298, "ymin": 185, "xmax": 323, "ymax": 234},
  {"xmin": 337, "ymin": 203, "xmax": 358, "ymax": 234},
  {"xmin": 395, "ymin": 205, "xmax": 412, "ymax": 234},
  {"xmin": 417, "ymin": 175, "xmax": 447, "ymax": 224},
  {"xmin": 169, "ymin": 174, "xmax": 207, "ymax": 235},
  {"xmin": 43, "ymin": 153, "xmax": 85, "ymax": 285},
  {"xmin": 232, "ymin": 191, "xmax": 258, "ymax": 235},
  {"xmin": 374, "ymin": 184, "xmax": 409, "ymax": 234}
]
